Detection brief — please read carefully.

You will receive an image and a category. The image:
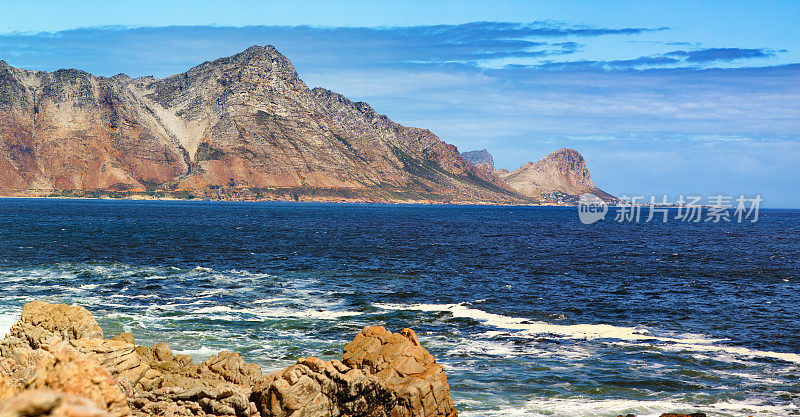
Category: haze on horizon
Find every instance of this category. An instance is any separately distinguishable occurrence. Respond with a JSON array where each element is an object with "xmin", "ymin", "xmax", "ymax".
[{"xmin": 2, "ymin": 0, "xmax": 799, "ymax": 207}]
